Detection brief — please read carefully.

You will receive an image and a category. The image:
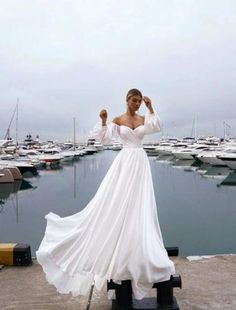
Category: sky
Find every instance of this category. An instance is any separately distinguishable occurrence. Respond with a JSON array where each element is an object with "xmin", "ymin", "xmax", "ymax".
[{"xmin": 0, "ymin": 0, "xmax": 236, "ymax": 142}]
